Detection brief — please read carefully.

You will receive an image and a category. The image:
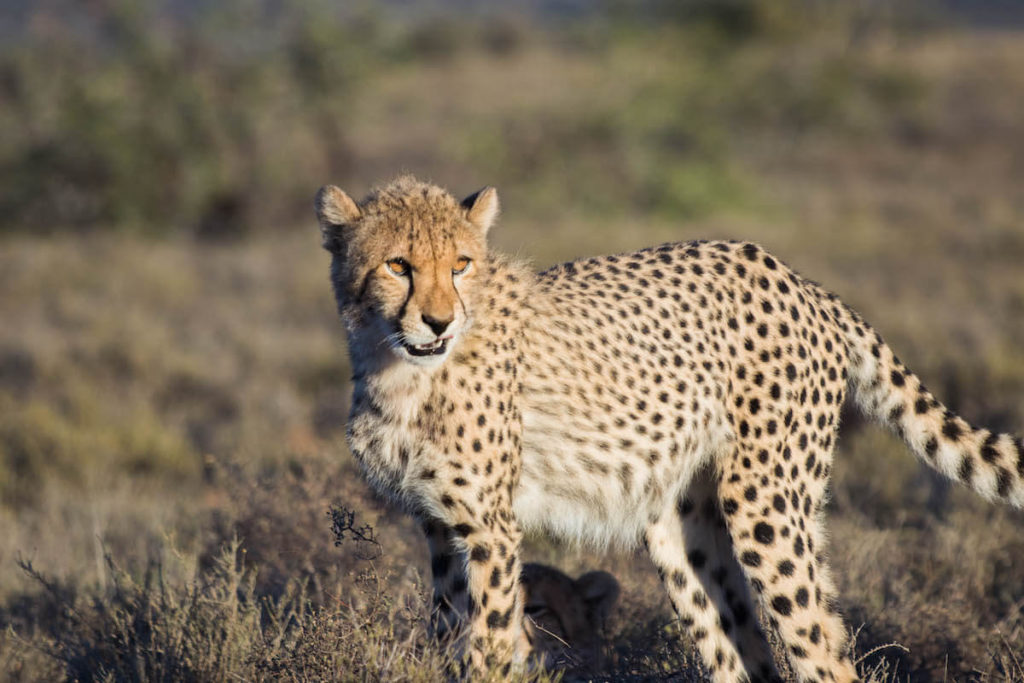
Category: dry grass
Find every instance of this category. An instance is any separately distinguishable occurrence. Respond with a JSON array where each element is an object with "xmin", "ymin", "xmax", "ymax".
[{"xmin": 3, "ymin": 3, "xmax": 1024, "ymax": 681}]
